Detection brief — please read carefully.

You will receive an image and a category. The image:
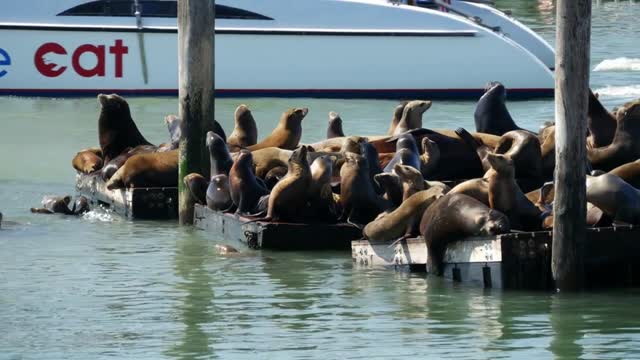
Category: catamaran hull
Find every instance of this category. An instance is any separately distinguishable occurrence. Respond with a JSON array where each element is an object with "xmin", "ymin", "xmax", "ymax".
[{"xmin": 0, "ymin": 27, "xmax": 554, "ymax": 99}]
